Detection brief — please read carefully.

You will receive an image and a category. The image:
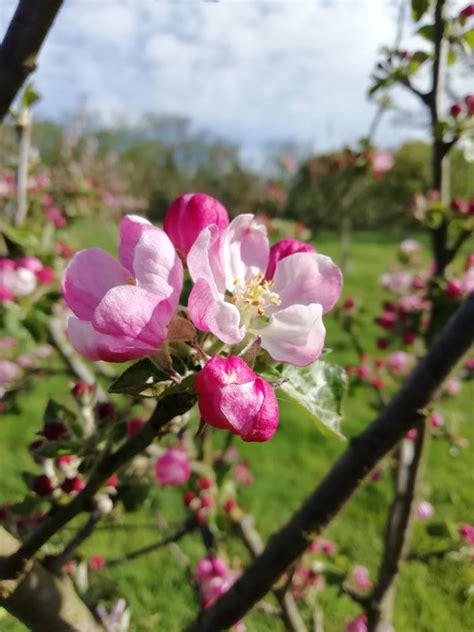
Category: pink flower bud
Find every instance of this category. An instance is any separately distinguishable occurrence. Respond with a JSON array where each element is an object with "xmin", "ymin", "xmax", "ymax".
[
  {"xmin": 265, "ymin": 239, "xmax": 315, "ymax": 280},
  {"xmin": 164, "ymin": 193, "xmax": 229, "ymax": 256},
  {"xmin": 154, "ymin": 449, "xmax": 191, "ymax": 486},
  {"xmin": 387, "ymin": 351, "xmax": 411, "ymax": 375},
  {"xmin": 195, "ymin": 356, "xmax": 279, "ymax": 442},
  {"xmin": 36, "ymin": 266, "xmax": 55, "ymax": 285},
  {"xmin": 445, "ymin": 279, "xmax": 463, "ymax": 300},
  {"xmin": 343, "ymin": 296, "xmax": 356, "ymax": 310},
  {"xmin": 459, "ymin": 523, "xmax": 474, "ymax": 545},
  {"xmin": 459, "ymin": 4, "xmax": 474, "ymax": 20},
  {"xmin": 61, "ymin": 476, "xmax": 85, "ymax": 494},
  {"xmin": 32, "ymin": 474, "xmax": 55, "ymax": 497},
  {"xmin": 344, "ymin": 615, "xmax": 368, "ymax": 632},
  {"xmin": 127, "ymin": 417, "xmax": 145, "ymax": 437},
  {"xmin": 451, "ymin": 197, "xmax": 468, "ymax": 214},
  {"xmin": 415, "ymin": 500, "xmax": 434, "ymax": 521},
  {"xmin": 47, "ymin": 207, "xmax": 67, "ymax": 228},
  {"xmin": 466, "ymin": 94, "xmax": 474, "ymax": 115},
  {"xmin": 351, "ymin": 565, "xmax": 372, "ymax": 591},
  {"xmin": 17, "ymin": 256, "xmax": 43, "ymax": 272},
  {"xmin": 430, "ymin": 412, "xmax": 444, "ymax": 429},
  {"xmin": 406, "ymin": 428, "xmax": 418, "ymax": 441},
  {"xmin": 41, "ymin": 421, "xmax": 69, "ymax": 441},
  {"xmin": 88, "ymin": 554, "xmax": 106, "ymax": 572},
  {"xmin": 376, "ymin": 311, "xmax": 397, "ymax": 330},
  {"xmin": 450, "ymin": 103, "xmax": 463, "ymax": 118}
]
